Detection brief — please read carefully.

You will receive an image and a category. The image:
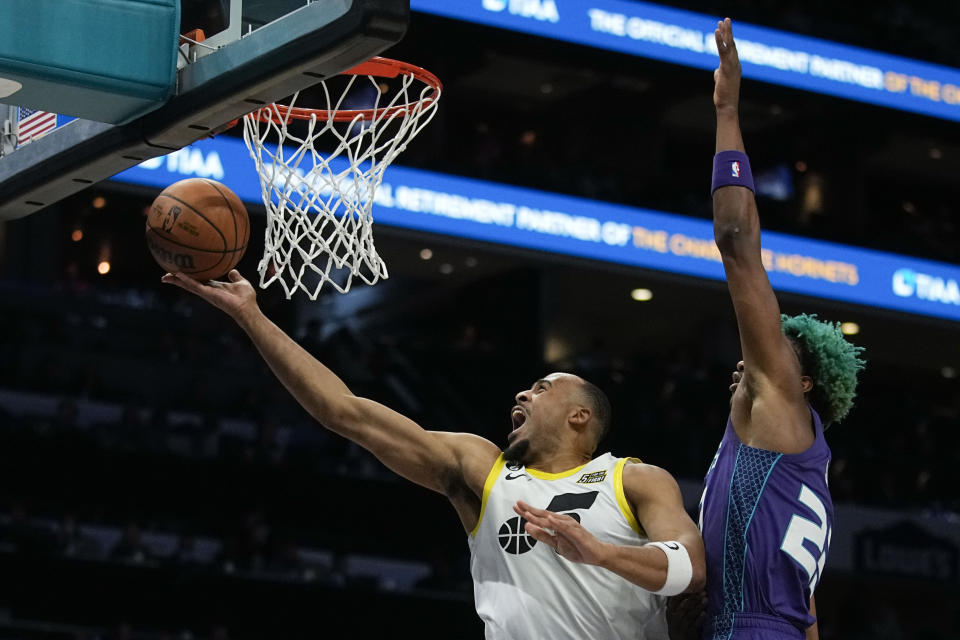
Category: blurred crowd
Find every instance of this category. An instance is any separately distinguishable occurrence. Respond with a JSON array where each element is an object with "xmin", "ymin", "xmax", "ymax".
[
  {"xmin": 2, "ymin": 278, "xmax": 956, "ymax": 514},
  {"xmin": 0, "ymin": 278, "xmax": 956, "ymax": 639}
]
